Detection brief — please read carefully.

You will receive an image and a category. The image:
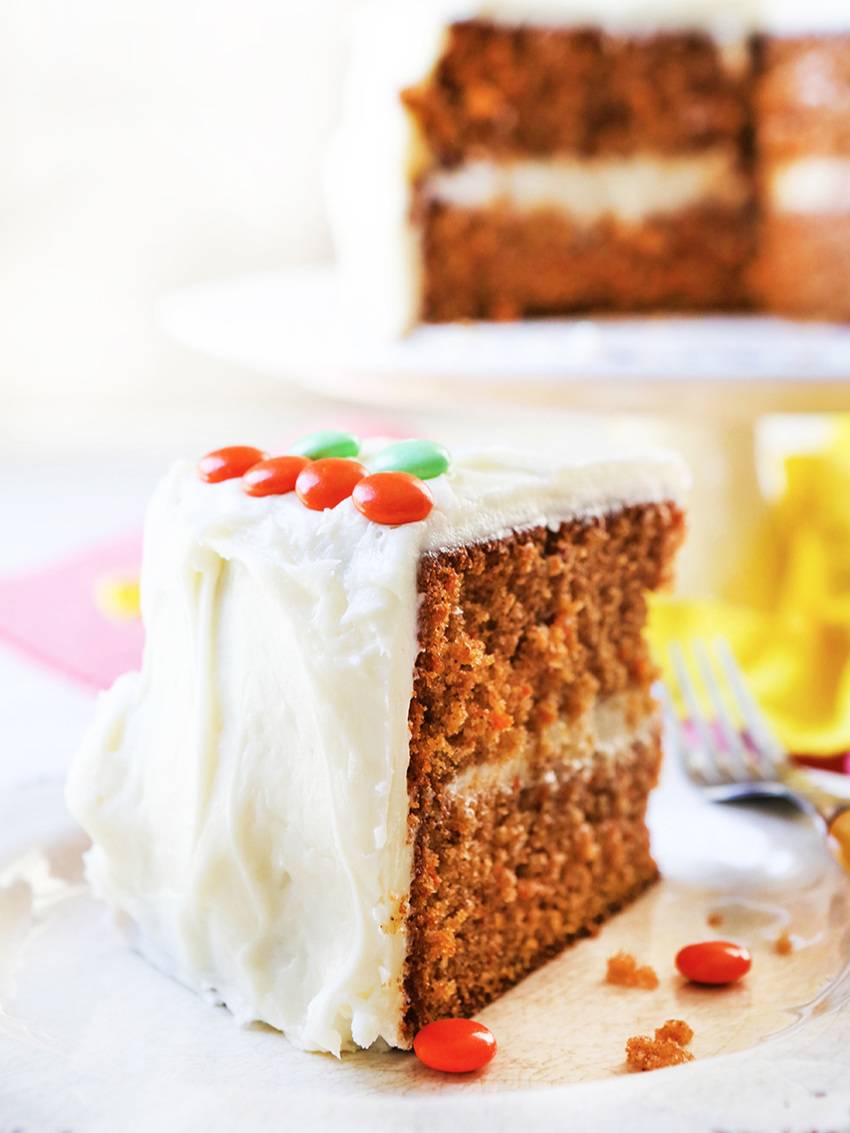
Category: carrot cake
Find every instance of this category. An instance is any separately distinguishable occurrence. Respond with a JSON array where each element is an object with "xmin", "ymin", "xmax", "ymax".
[
  {"xmin": 327, "ymin": 0, "xmax": 850, "ymax": 331},
  {"xmin": 65, "ymin": 436, "xmax": 687, "ymax": 1055}
]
